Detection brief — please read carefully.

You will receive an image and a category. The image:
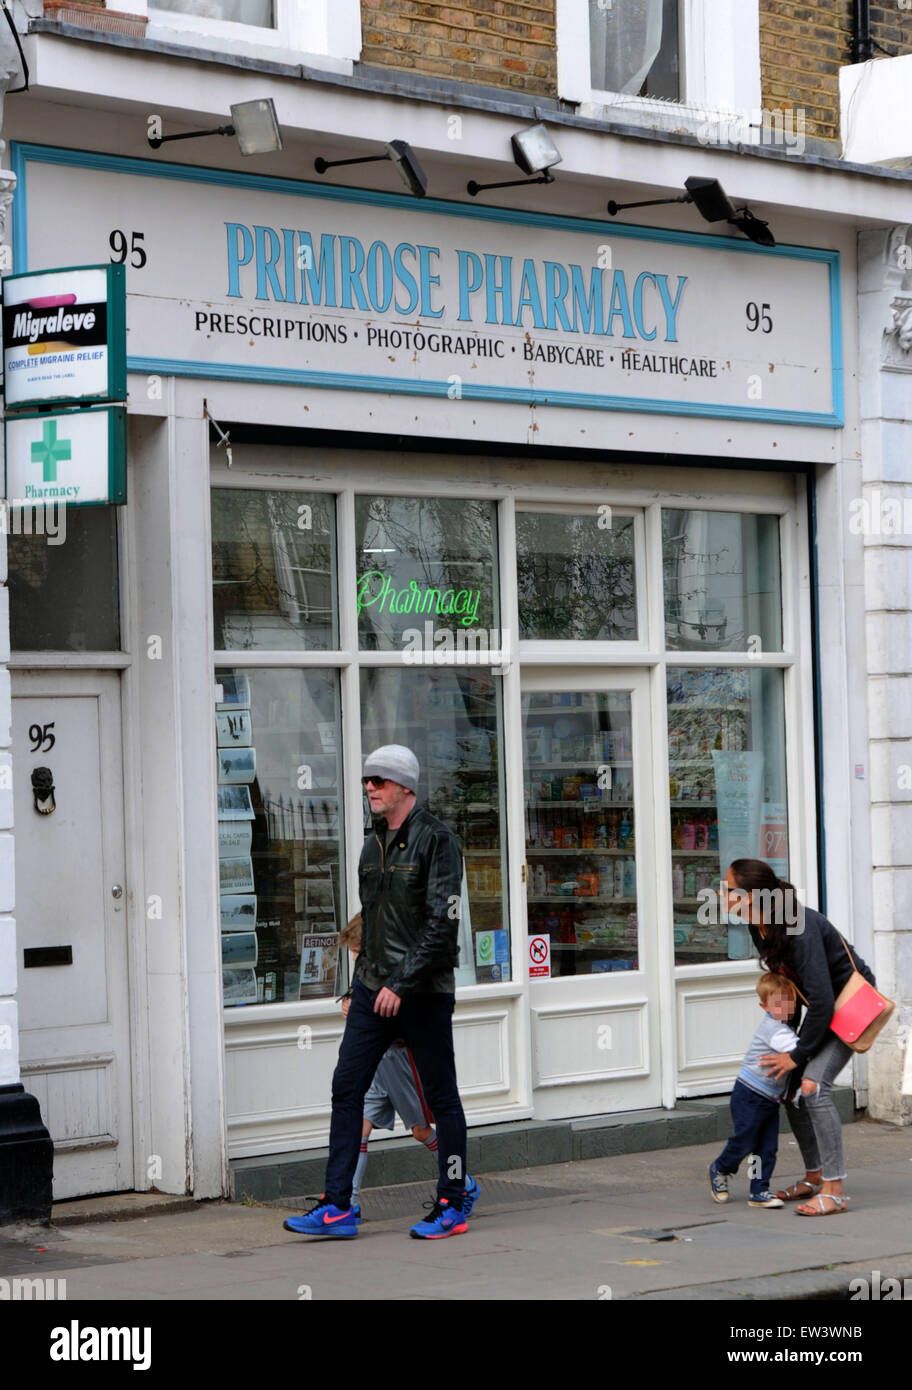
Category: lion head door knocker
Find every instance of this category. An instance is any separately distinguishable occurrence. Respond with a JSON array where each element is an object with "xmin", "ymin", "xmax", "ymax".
[{"xmin": 32, "ymin": 767, "xmax": 56, "ymax": 815}]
